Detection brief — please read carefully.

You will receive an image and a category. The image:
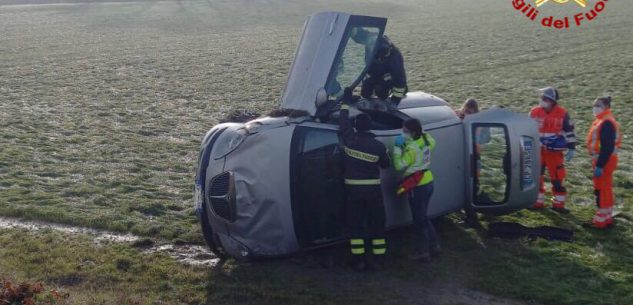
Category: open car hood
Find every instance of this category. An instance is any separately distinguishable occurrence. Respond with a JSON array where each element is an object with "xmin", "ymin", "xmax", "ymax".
[{"xmin": 280, "ymin": 11, "xmax": 387, "ymax": 116}]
